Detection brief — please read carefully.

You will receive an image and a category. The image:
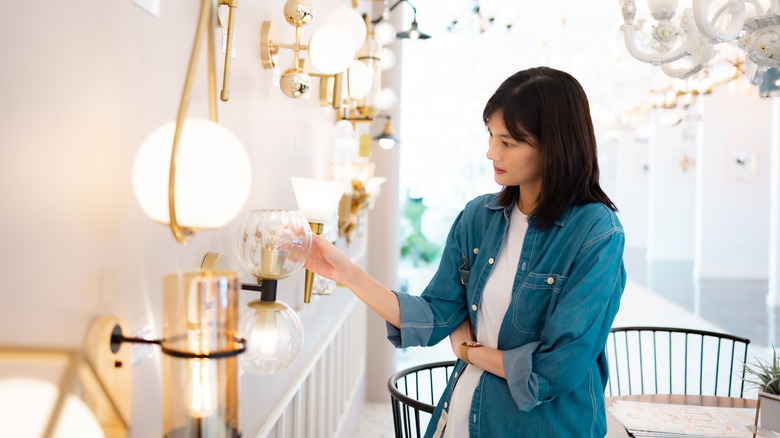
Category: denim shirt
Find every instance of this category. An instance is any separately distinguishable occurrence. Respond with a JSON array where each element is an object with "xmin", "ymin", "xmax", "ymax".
[{"xmin": 387, "ymin": 193, "xmax": 626, "ymax": 438}]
